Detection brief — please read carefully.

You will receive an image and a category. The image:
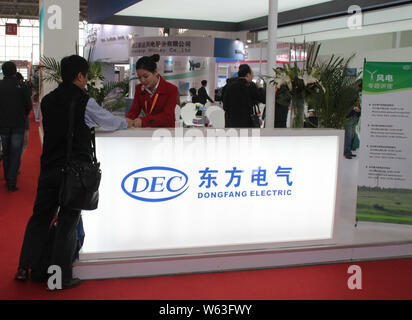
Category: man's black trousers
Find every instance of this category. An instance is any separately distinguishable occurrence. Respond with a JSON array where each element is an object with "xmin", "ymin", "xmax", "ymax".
[{"xmin": 18, "ymin": 167, "xmax": 81, "ymax": 282}]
